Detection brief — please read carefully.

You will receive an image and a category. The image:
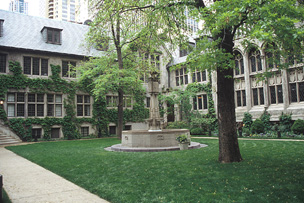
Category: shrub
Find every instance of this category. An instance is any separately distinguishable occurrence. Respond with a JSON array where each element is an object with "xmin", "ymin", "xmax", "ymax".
[
  {"xmin": 166, "ymin": 121, "xmax": 189, "ymax": 129},
  {"xmin": 251, "ymin": 119, "xmax": 264, "ymax": 134},
  {"xmin": 260, "ymin": 111, "xmax": 271, "ymax": 131},
  {"xmin": 190, "ymin": 128, "xmax": 205, "ymax": 135},
  {"xmin": 243, "ymin": 112, "xmax": 253, "ymax": 129},
  {"xmin": 279, "ymin": 113, "xmax": 292, "ymax": 132},
  {"xmin": 242, "ymin": 127, "xmax": 251, "ymax": 136},
  {"xmin": 176, "ymin": 134, "xmax": 189, "ymax": 143},
  {"xmin": 291, "ymin": 119, "xmax": 304, "ymax": 135}
]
